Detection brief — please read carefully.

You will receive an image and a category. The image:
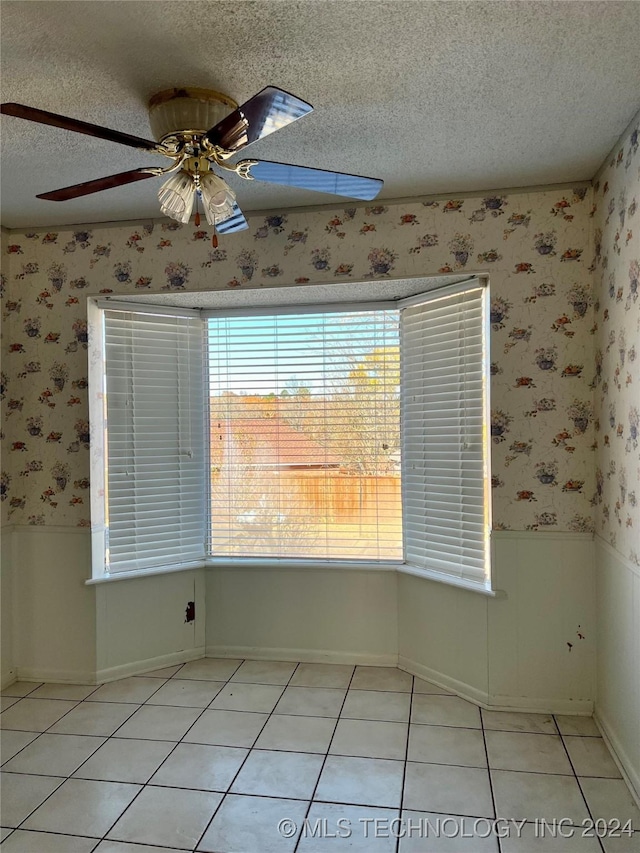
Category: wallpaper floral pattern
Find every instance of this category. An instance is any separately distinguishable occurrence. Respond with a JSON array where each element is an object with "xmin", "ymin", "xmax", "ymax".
[
  {"xmin": 592, "ymin": 118, "xmax": 640, "ymax": 565},
  {"xmin": 1, "ymin": 185, "xmax": 597, "ymax": 534}
]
